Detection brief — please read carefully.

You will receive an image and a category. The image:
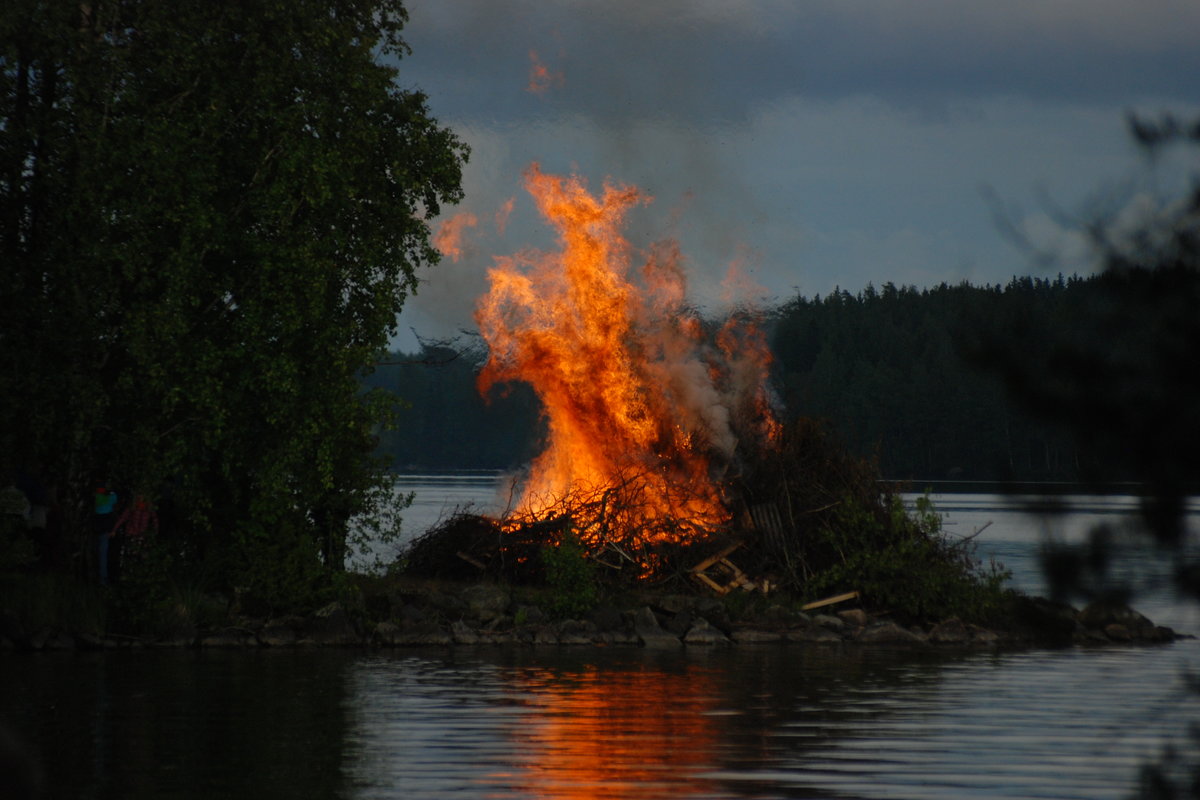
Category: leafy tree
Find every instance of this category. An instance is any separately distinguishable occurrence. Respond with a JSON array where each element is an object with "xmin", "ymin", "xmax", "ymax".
[
  {"xmin": 0, "ymin": 1, "xmax": 467, "ymax": 604},
  {"xmin": 975, "ymin": 113, "xmax": 1199, "ymax": 798}
]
